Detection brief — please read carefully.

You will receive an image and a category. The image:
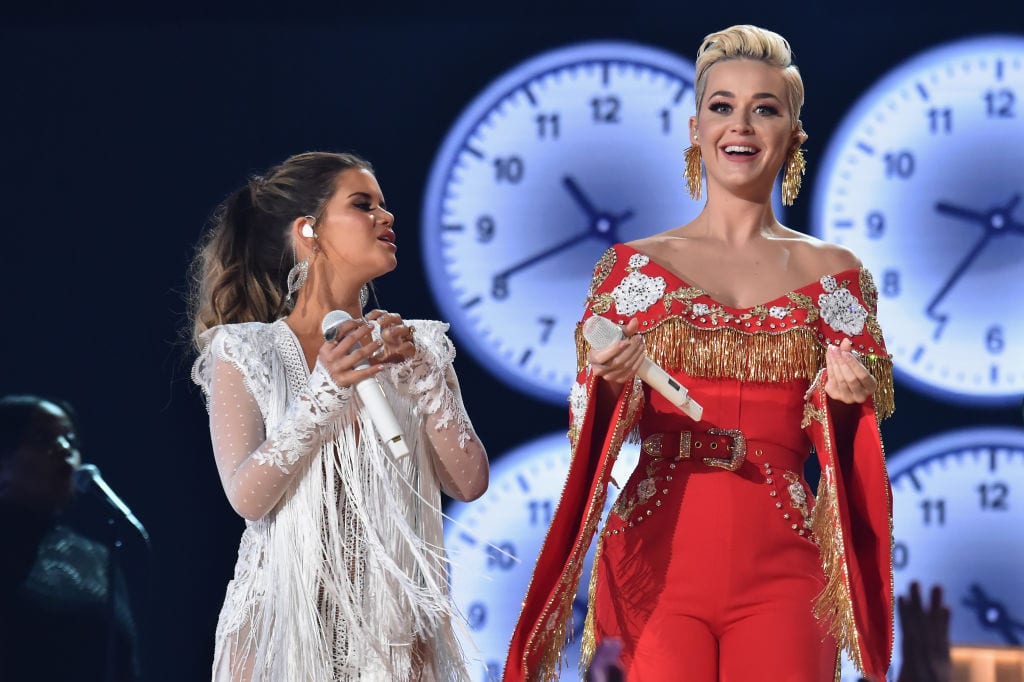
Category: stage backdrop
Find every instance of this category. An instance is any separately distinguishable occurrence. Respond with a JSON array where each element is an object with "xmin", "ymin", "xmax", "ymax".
[{"xmin": 2, "ymin": 2, "xmax": 1021, "ymax": 680}]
